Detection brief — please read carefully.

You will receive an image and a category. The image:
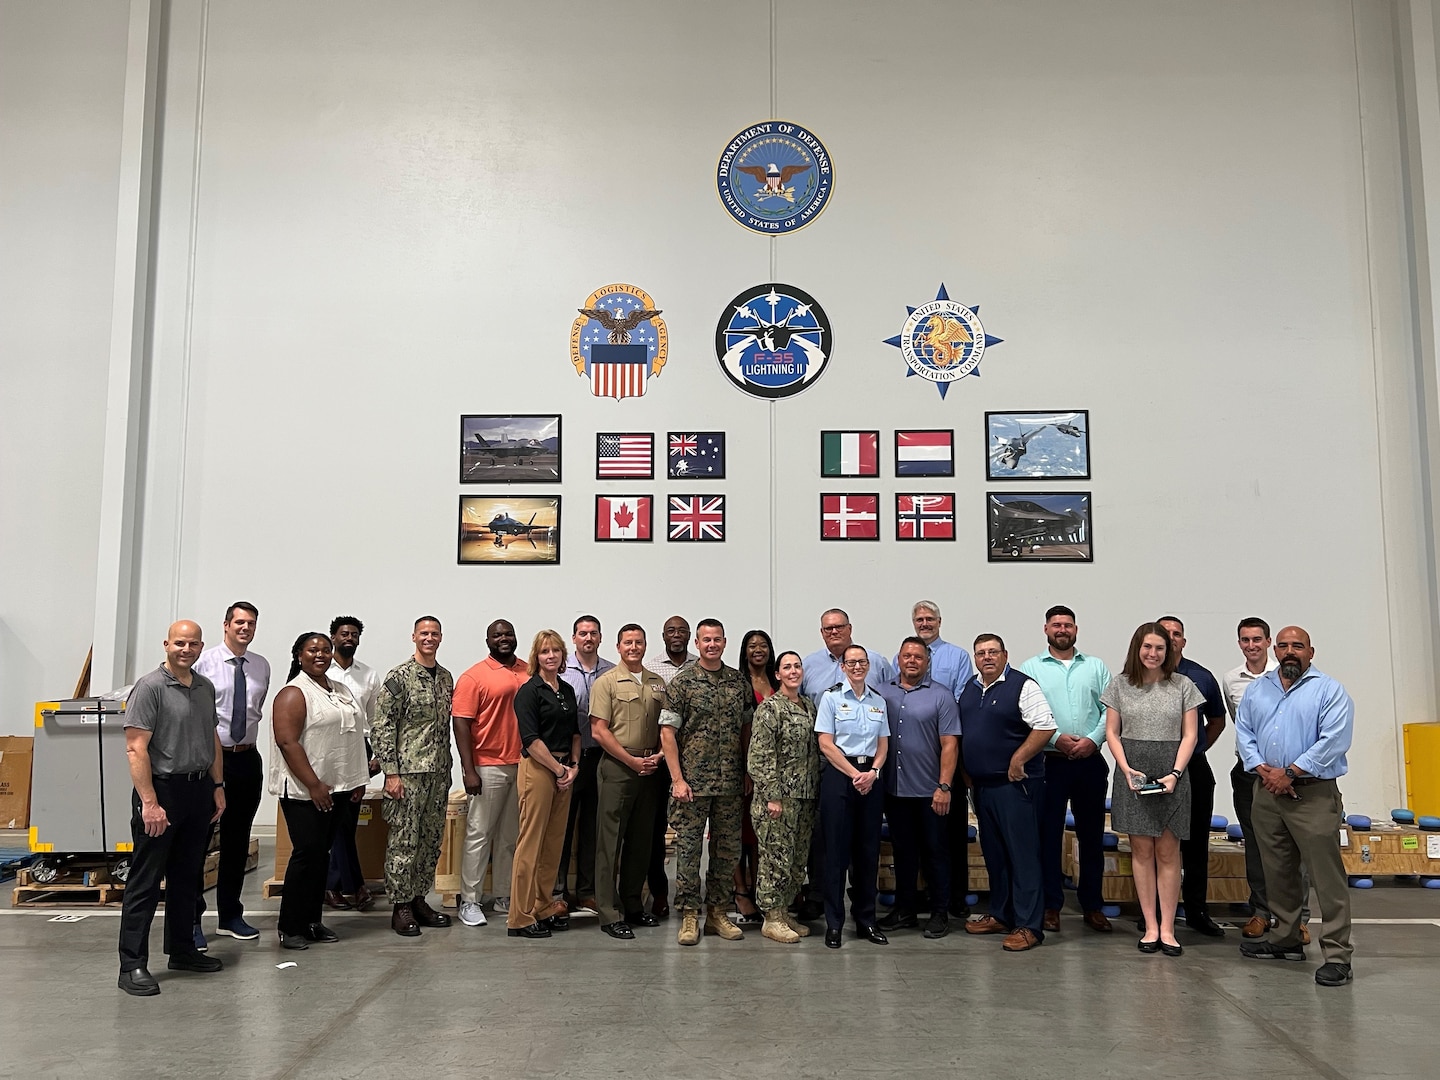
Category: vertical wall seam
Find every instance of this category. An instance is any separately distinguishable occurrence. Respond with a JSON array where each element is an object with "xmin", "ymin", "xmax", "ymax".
[
  {"xmin": 170, "ymin": 0, "xmax": 210, "ymax": 617},
  {"xmin": 768, "ymin": 0, "xmax": 778, "ymax": 633}
]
